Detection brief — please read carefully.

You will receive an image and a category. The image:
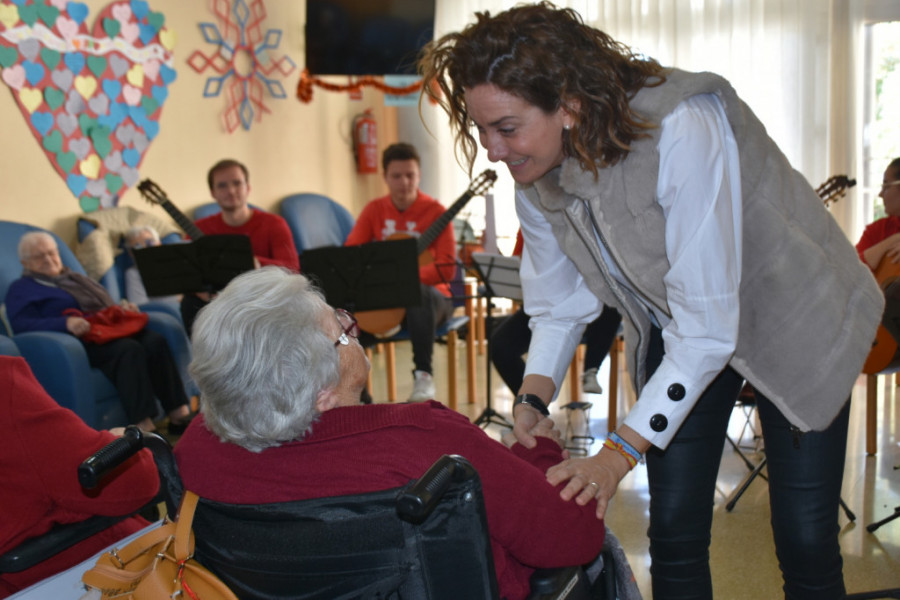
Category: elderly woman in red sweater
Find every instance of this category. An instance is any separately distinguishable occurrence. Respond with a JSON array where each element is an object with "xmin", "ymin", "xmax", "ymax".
[{"xmin": 174, "ymin": 267, "xmax": 613, "ymax": 600}]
